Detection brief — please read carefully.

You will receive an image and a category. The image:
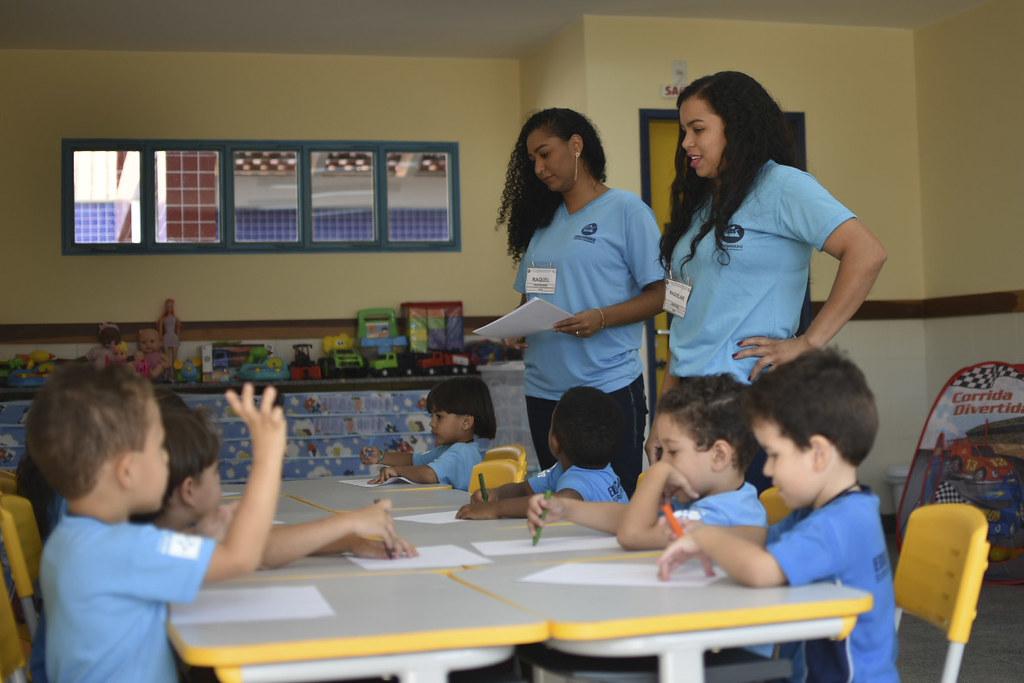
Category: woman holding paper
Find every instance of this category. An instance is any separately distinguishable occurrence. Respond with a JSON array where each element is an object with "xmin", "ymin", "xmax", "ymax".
[{"xmin": 496, "ymin": 108, "xmax": 665, "ymax": 496}]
